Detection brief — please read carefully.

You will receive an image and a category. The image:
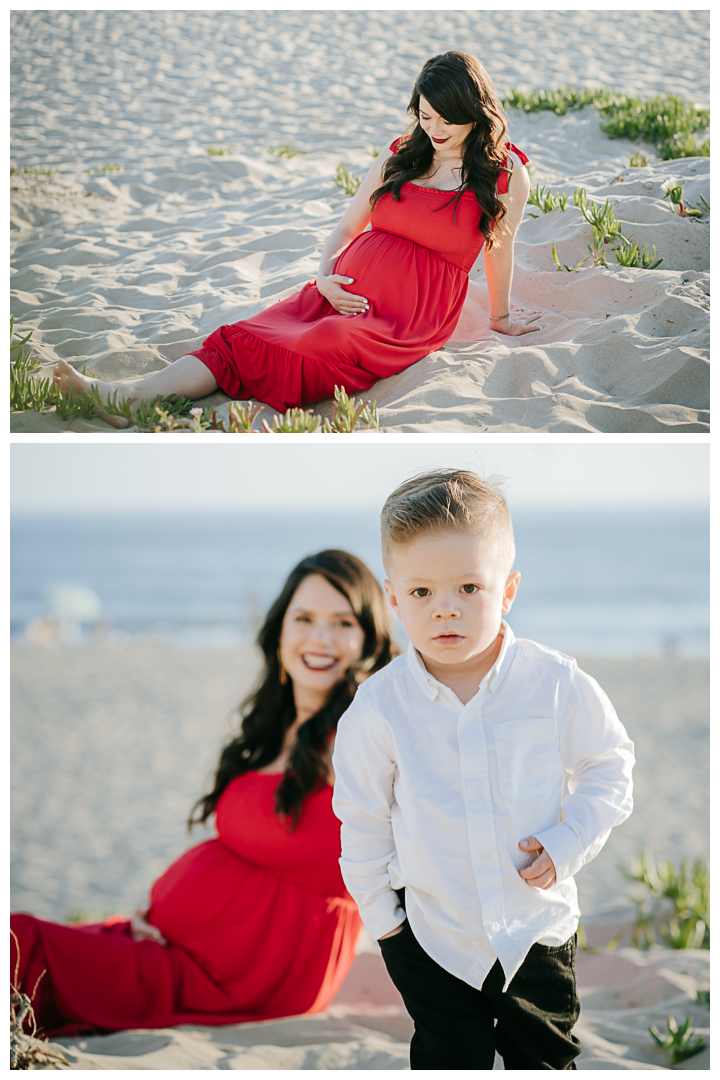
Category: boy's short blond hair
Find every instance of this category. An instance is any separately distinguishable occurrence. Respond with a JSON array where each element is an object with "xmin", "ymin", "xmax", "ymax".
[{"xmin": 381, "ymin": 469, "xmax": 515, "ymax": 575}]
